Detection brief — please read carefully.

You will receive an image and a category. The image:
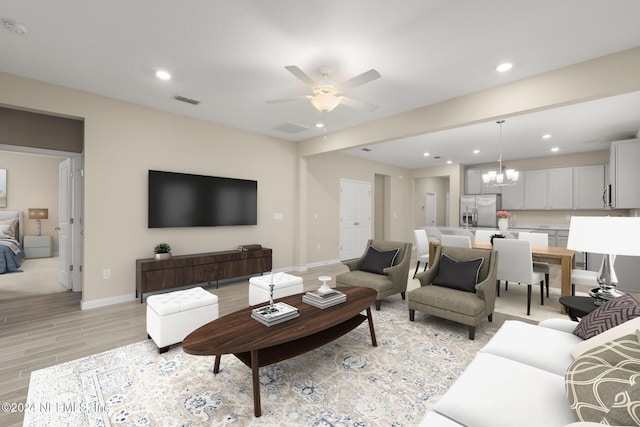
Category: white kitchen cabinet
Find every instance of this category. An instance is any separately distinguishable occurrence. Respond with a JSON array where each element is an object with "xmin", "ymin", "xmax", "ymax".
[
  {"xmin": 524, "ymin": 167, "xmax": 573, "ymax": 210},
  {"xmin": 548, "ymin": 167, "xmax": 573, "ymax": 209},
  {"xmin": 573, "ymin": 164, "xmax": 606, "ymax": 209},
  {"xmin": 609, "ymin": 139, "xmax": 640, "ymax": 209},
  {"xmin": 465, "ymin": 168, "xmax": 502, "ymax": 194},
  {"xmin": 465, "ymin": 169, "xmax": 482, "ymax": 194},
  {"xmin": 524, "ymin": 169, "xmax": 547, "ymax": 209},
  {"xmin": 501, "ymin": 173, "xmax": 525, "ymax": 210}
]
